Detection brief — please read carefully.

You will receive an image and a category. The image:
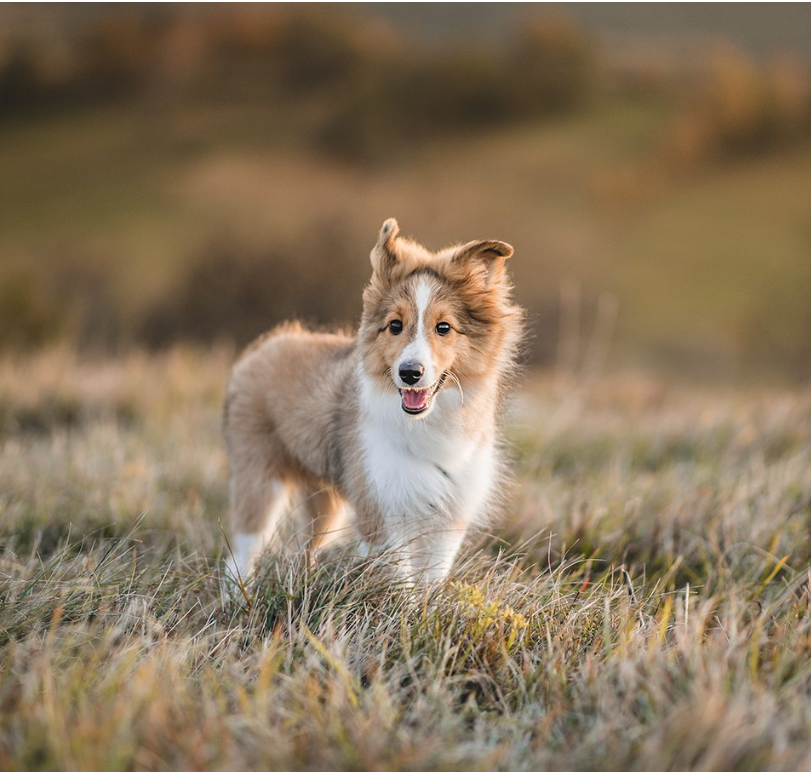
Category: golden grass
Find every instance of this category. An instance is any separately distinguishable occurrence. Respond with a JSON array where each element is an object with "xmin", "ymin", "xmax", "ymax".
[{"xmin": 2, "ymin": 348, "xmax": 811, "ymax": 770}]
